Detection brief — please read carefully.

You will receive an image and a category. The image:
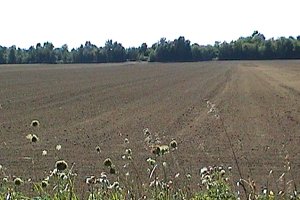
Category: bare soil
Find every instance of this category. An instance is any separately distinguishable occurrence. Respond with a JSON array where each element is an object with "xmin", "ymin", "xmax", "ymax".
[{"xmin": 0, "ymin": 61, "xmax": 300, "ymax": 191}]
